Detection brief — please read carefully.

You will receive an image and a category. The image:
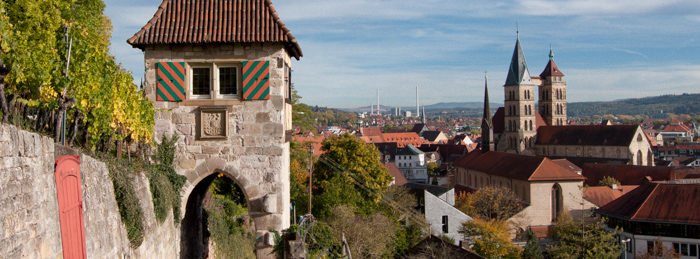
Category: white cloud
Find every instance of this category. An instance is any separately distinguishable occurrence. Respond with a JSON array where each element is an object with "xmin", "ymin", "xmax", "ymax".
[{"xmin": 515, "ymin": 0, "xmax": 687, "ymax": 16}]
